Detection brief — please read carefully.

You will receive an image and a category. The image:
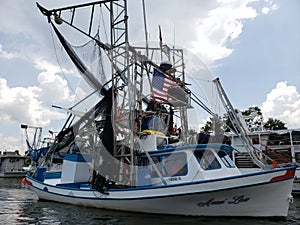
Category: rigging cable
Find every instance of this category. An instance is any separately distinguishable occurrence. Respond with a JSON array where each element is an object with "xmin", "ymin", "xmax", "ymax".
[
  {"xmin": 50, "ymin": 24, "xmax": 77, "ymax": 96},
  {"xmin": 50, "ymin": 24, "xmax": 93, "ymax": 111},
  {"xmin": 100, "ymin": 5, "xmax": 109, "ymax": 43}
]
